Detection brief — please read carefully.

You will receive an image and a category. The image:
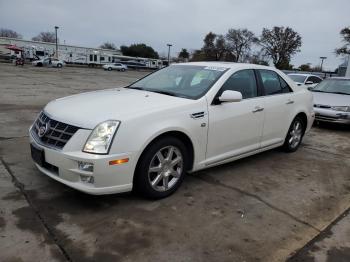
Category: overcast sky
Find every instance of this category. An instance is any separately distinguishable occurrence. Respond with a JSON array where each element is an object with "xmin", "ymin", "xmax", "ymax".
[{"xmin": 0, "ymin": 0, "xmax": 349, "ymax": 70}]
